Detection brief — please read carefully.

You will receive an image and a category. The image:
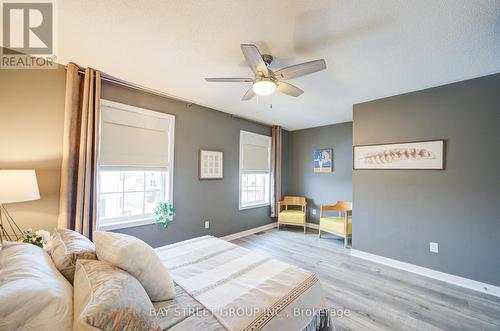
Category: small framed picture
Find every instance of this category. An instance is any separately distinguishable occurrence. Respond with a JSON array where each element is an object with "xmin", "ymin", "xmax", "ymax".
[
  {"xmin": 313, "ymin": 149, "xmax": 334, "ymax": 173},
  {"xmin": 199, "ymin": 150, "xmax": 223, "ymax": 179}
]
